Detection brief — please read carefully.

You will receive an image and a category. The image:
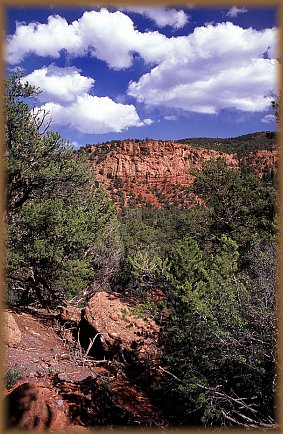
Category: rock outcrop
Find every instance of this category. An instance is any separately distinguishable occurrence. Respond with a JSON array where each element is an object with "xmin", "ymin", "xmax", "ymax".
[
  {"xmin": 89, "ymin": 140, "xmax": 238, "ymax": 187},
  {"xmin": 5, "ymin": 382, "xmax": 69, "ymax": 430},
  {"xmin": 85, "ymin": 139, "xmax": 277, "ymax": 208},
  {"xmin": 4, "ymin": 311, "xmax": 22, "ymax": 348},
  {"xmin": 59, "ymin": 305, "xmax": 82, "ymax": 325},
  {"xmin": 83, "ymin": 292, "xmax": 161, "ymax": 365},
  {"xmin": 5, "ymin": 307, "xmax": 167, "ymax": 429}
]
